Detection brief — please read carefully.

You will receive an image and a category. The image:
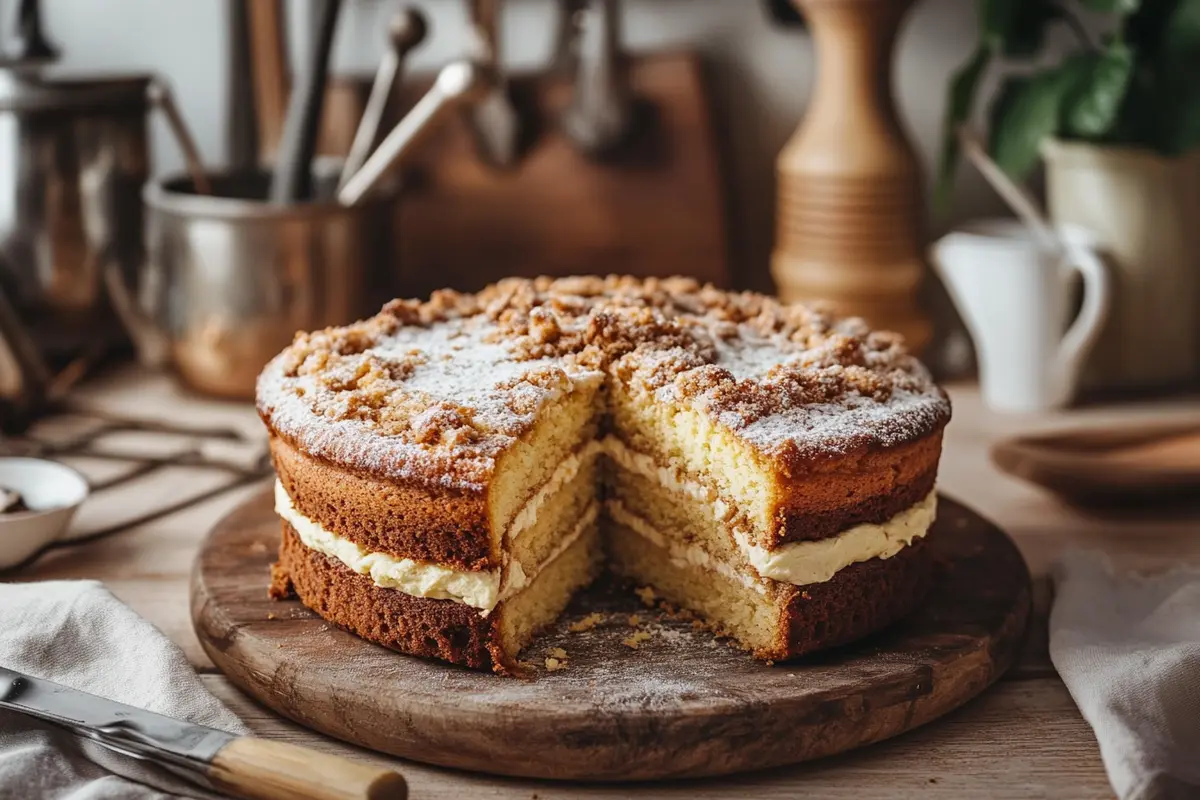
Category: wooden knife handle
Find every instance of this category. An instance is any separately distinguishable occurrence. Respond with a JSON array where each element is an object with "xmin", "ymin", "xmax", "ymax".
[{"xmin": 207, "ymin": 738, "xmax": 407, "ymax": 800}]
